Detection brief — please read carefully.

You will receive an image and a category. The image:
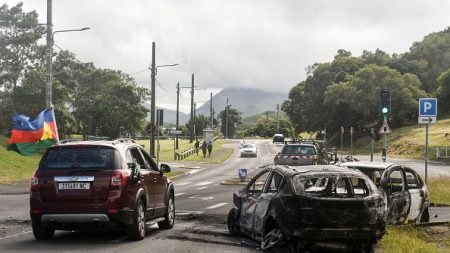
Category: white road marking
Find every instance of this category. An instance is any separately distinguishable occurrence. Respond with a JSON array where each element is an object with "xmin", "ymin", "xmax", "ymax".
[
  {"xmin": 187, "ymin": 169, "xmax": 200, "ymax": 175},
  {"xmin": 196, "ymin": 186, "xmax": 207, "ymax": 190},
  {"xmin": 0, "ymin": 231, "xmax": 31, "ymax": 240},
  {"xmin": 196, "ymin": 181, "xmax": 213, "ymax": 186},
  {"xmin": 175, "ymin": 192, "xmax": 186, "ymax": 197},
  {"xmin": 188, "ymin": 195, "xmax": 214, "ymax": 200},
  {"xmin": 175, "ymin": 182, "xmax": 191, "ymax": 186},
  {"xmin": 206, "ymin": 203, "xmax": 228, "ymax": 209},
  {"xmin": 176, "ymin": 210, "xmax": 205, "ymax": 216}
]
